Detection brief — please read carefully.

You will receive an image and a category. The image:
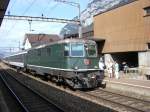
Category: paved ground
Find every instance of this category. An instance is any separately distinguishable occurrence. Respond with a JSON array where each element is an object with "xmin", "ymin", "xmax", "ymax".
[
  {"xmin": 0, "ymin": 90, "xmax": 9, "ymax": 112},
  {"xmin": 0, "ymin": 68, "xmax": 26, "ymax": 112},
  {"xmin": 103, "ymin": 74, "xmax": 150, "ymax": 101},
  {"xmin": 104, "ymin": 77, "xmax": 150, "ymax": 88}
]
